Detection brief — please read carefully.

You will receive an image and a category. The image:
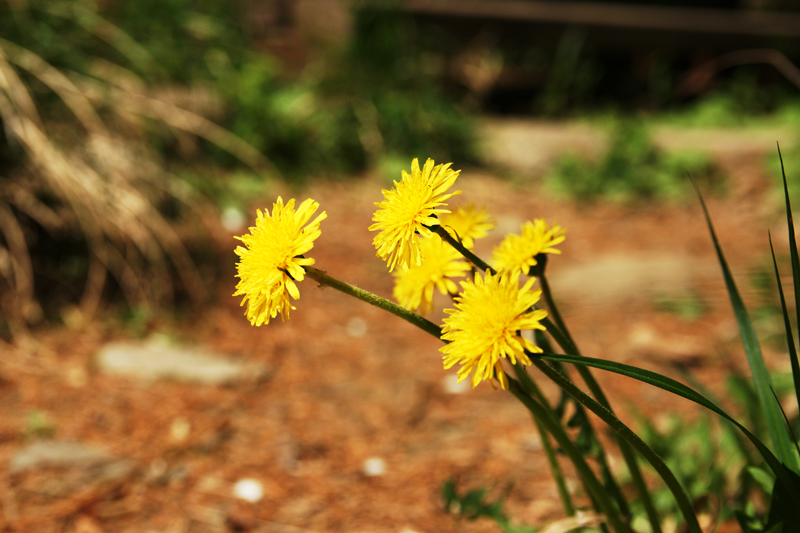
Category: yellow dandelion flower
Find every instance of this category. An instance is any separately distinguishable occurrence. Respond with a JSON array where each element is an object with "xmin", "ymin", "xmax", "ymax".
[
  {"xmin": 440, "ymin": 270, "xmax": 547, "ymax": 390},
  {"xmin": 491, "ymin": 219, "xmax": 566, "ymax": 276},
  {"xmin": 393, "ymin": 236, "xmax": 472, "ymax": 315},
  {"xmin": 233, "ymin": 197, "xmax": 327, "ymax": 326},
  {"xmin": 369, "ymin": 158, "xmax": 461, "ymax": 272},
  {"xmin": 441, "ymin": 203, "xmax": 497, "ymax": 249}
]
